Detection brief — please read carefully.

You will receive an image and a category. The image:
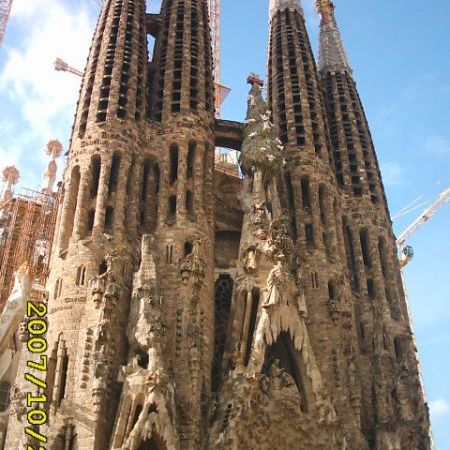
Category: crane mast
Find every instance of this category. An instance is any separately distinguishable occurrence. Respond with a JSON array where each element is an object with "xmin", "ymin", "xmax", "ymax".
[{"xmin": 0, "ymin": 0, "xmax": 13, "ymax": 47}]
